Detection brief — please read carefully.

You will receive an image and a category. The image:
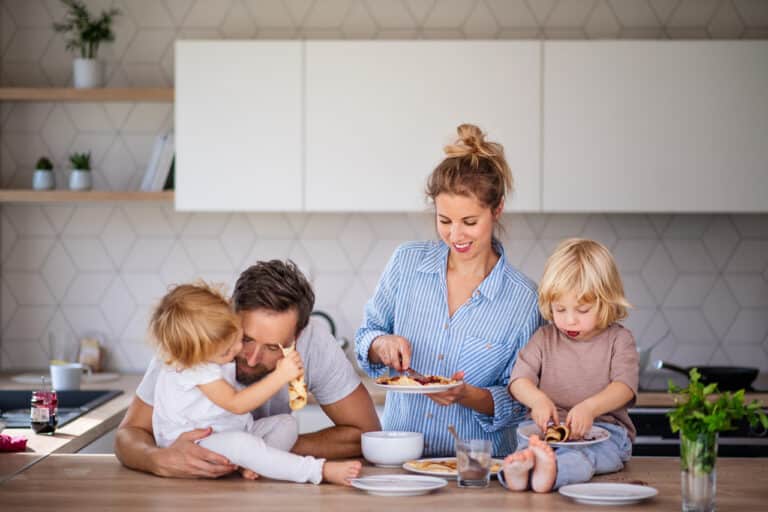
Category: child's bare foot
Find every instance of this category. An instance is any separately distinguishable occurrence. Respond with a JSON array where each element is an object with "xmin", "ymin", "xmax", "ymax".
[
  {"xmin": 529, "ymin": 435, "xmax": 557, "ymax": 493},
  {"xmin": 502, "ymin": 449, "xmax": 534, "ymax": 491},
  {"xmin": 322, "ymin": 460, "xmax": 362, "ymax": 486}
]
